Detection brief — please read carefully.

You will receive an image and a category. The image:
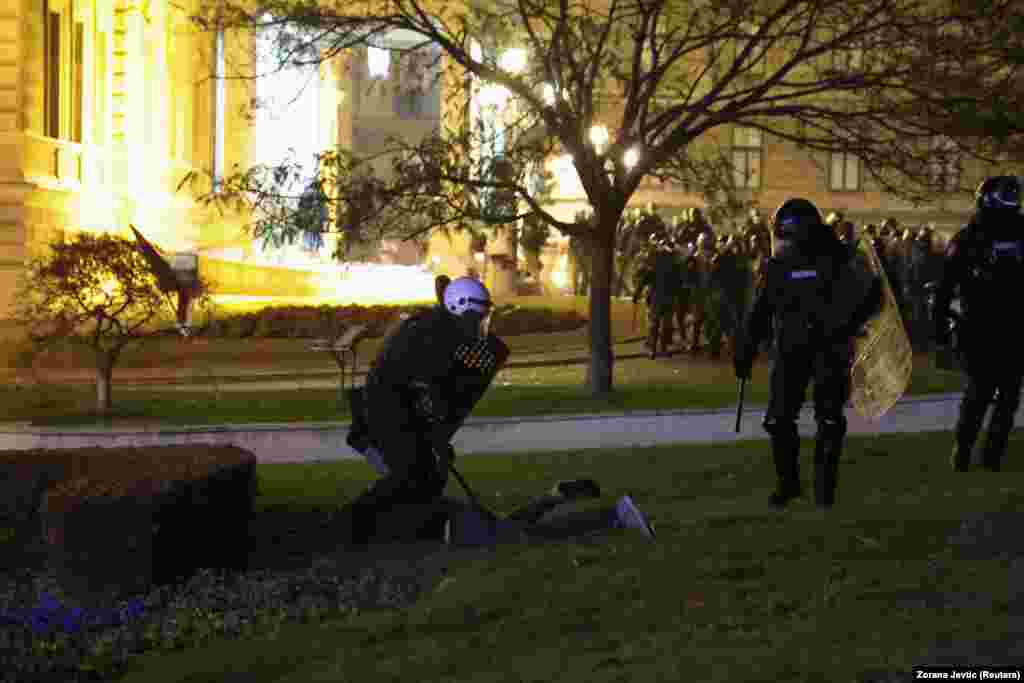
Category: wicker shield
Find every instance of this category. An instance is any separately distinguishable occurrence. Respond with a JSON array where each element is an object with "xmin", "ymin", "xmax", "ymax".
[
  {"xmin": 848, "ymin": 239, "xmax": 913, "ymax": 419},
  {"xmin": 443, "ymin": 334, "xmax": 511, "ymax": 435}
]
